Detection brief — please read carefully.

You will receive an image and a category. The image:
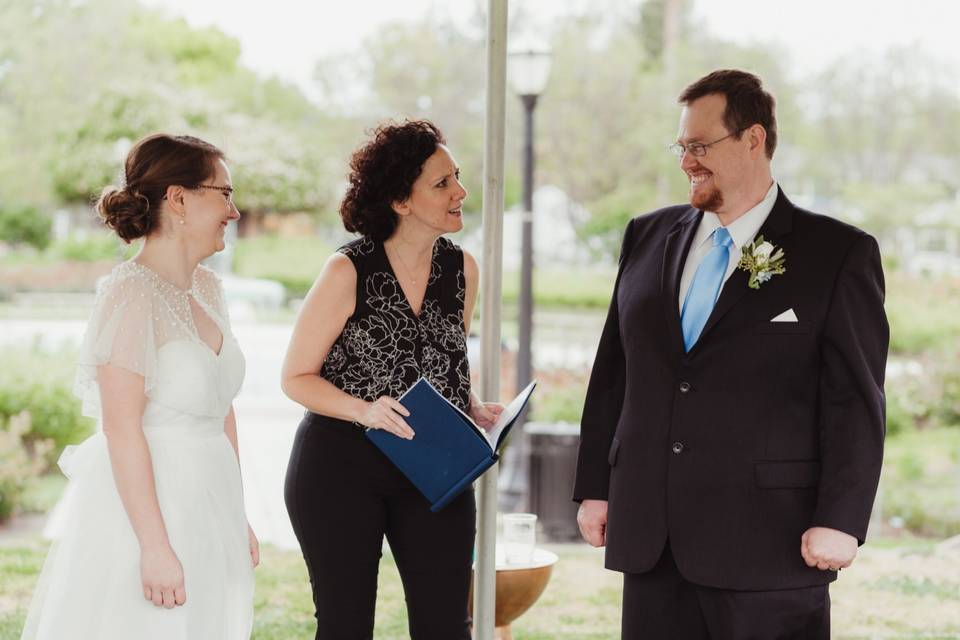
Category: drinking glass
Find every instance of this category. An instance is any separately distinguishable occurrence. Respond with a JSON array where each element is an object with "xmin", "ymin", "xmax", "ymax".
[{"xmin": 501, "ymin": 513, "xmax": 537, "ymax": 565}]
